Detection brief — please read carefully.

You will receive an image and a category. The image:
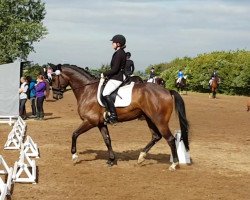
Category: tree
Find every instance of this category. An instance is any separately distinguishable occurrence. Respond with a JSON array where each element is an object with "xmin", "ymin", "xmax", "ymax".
[
  {"xmin": 0, "ymin": 0, "xmax": 47, "ymax": 64},
  {"xmin": 149, "ymin": 50, "xmax": 250, "ymax": 95},
  {"xmin": 23, "ymin": 62, "xmax": 42, "ymax": 78}
]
